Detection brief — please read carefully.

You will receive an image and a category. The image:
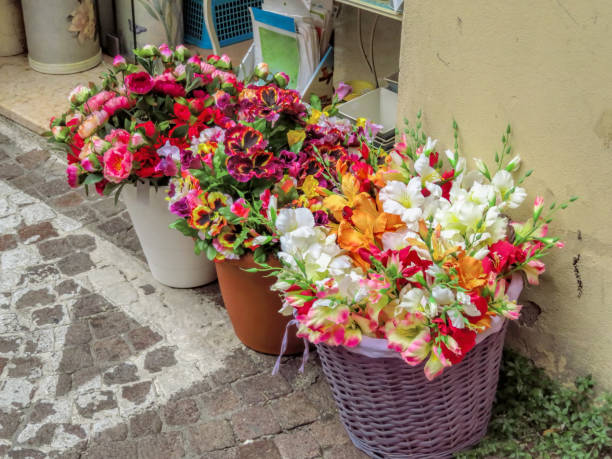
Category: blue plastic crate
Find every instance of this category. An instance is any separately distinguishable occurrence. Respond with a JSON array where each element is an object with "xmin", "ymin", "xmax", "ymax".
[{"xmin": 184, "ymin": 0, "xmax": 262, "ymax": 49}]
